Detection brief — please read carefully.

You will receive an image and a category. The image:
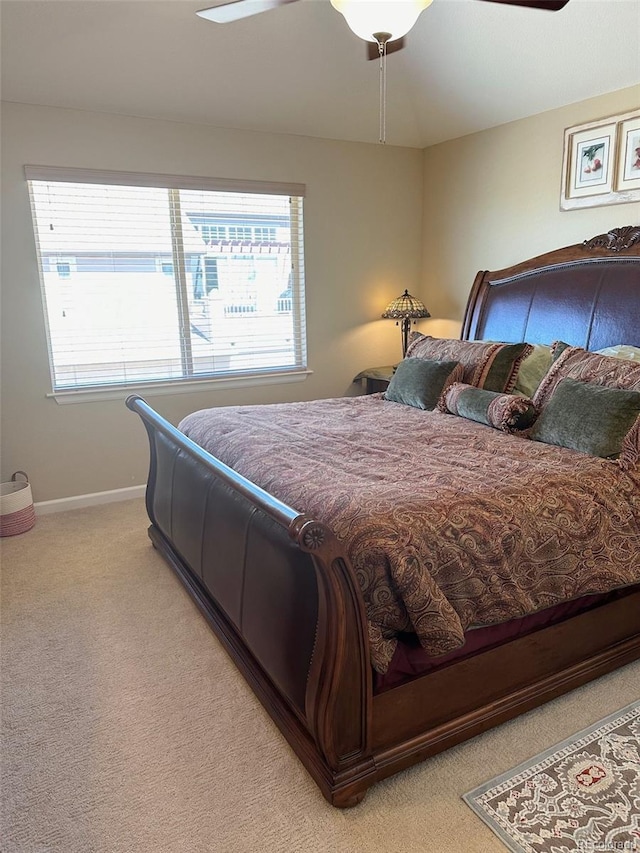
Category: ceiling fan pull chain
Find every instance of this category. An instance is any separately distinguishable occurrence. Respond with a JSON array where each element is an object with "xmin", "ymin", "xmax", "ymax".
[{"xmin": 376, "ymin": 34, "xmax": 389, "ymax": 145}]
